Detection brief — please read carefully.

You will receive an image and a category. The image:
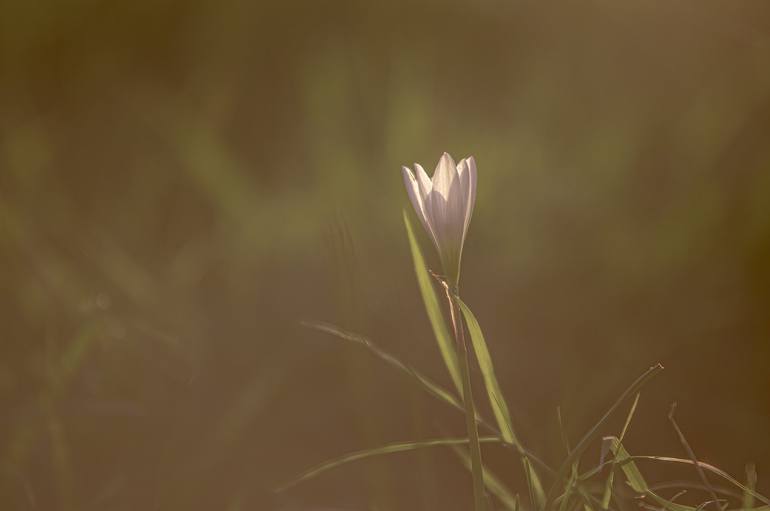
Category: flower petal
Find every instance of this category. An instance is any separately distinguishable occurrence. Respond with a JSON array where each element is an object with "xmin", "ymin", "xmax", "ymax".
[
  {"xmin": 462, "ymin": 156, "xmax": 477, "ymax": 238},
  {"xmin": 431, "ymin": 152, "xmax": 457, "ymax": 202},
  {"xmin": 457, "ymin": 158, "xmax": 471, "ymax": 207},
  {"xmin": 402, "ymin": 165, "xmax": 438, "ymax": 247},
  {"xmin": 413, "ymin": 163, "xmax": 433, "ymax": 198},
  {"xmin": 428, "ymin": 153, "xmax": 466, "ymax": 273}
]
